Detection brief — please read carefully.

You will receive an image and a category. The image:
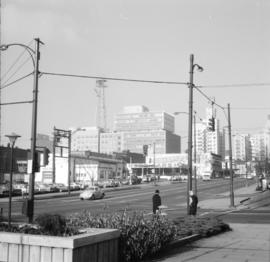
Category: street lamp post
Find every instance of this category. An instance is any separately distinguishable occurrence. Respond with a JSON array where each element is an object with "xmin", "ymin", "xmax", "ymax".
[
  {"xmin": 1, "ymin": 38, "xmax": 43, "ymax": 222},
  {"xmin": 5, "ymin": 132, "xmax": 21, "ymax": 228}
]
